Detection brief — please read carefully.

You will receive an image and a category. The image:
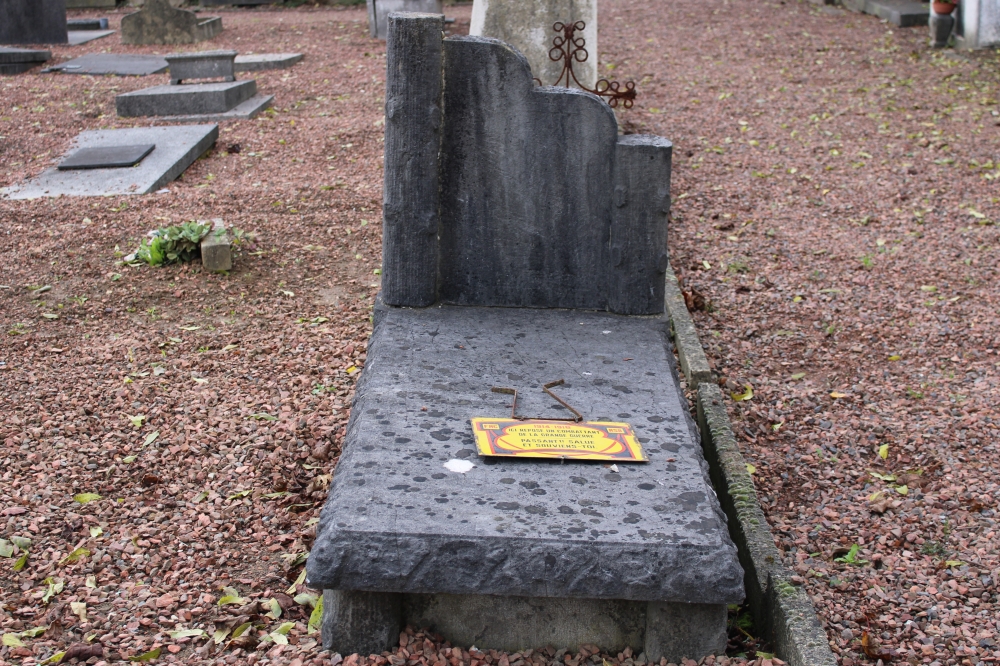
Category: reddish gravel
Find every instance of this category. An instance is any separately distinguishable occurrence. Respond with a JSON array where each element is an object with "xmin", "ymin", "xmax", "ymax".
[{"xmin": 2, "ymin": 1, "xmax": 999, "ymax": 666}]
